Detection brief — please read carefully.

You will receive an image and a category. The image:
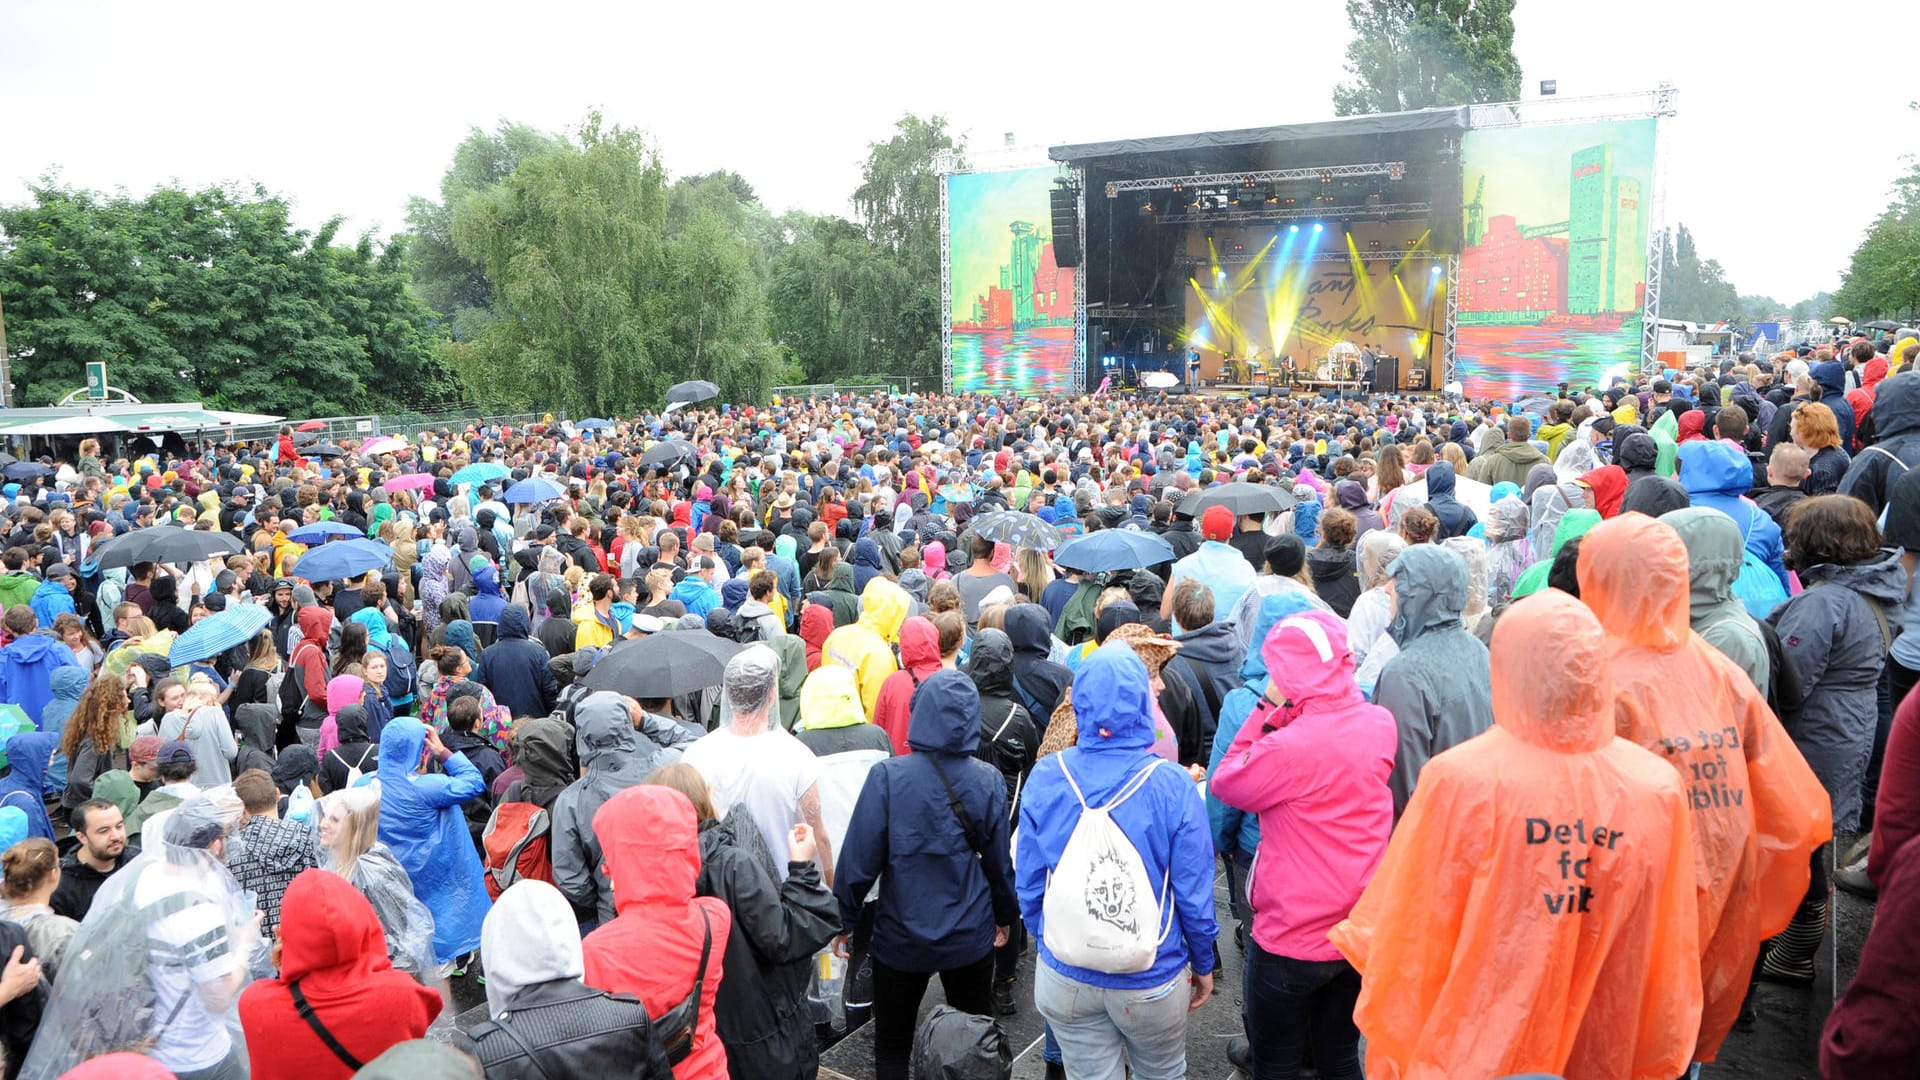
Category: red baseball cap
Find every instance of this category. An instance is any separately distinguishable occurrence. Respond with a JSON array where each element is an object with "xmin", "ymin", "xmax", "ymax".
[{"xmin": 1201, "ymin": 504, "xmax": 1235, "ymax": 541}]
